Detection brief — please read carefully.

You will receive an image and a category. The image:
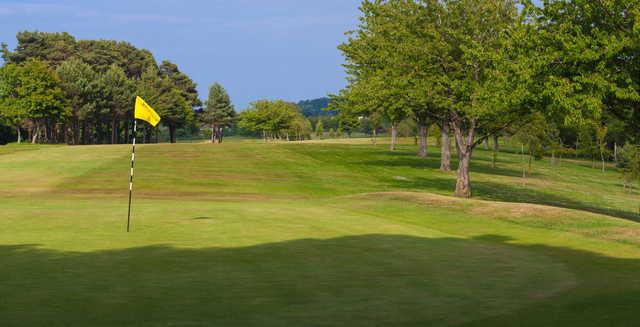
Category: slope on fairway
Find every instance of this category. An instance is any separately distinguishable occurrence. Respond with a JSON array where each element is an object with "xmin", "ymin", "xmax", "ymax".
[{"xmin": 1, "ymin": 141, "xmax": 639, "ymax": 326}]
